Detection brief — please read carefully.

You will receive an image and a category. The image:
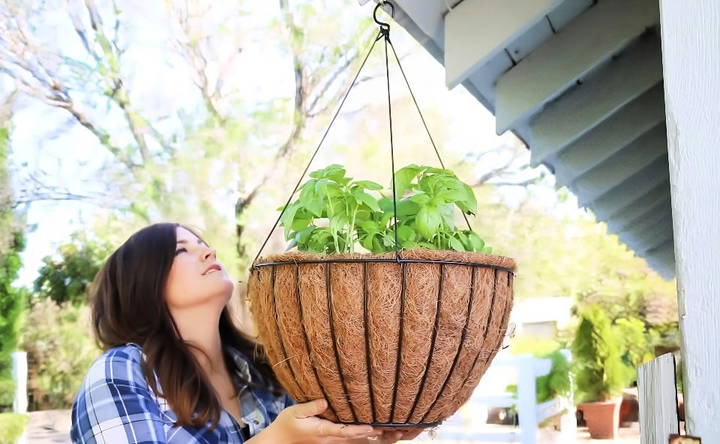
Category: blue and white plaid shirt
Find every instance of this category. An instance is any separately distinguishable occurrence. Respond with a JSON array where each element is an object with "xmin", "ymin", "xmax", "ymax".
[{"xmin": 70, "ymin": 342, "xmax": 294, "ymax": 443}]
